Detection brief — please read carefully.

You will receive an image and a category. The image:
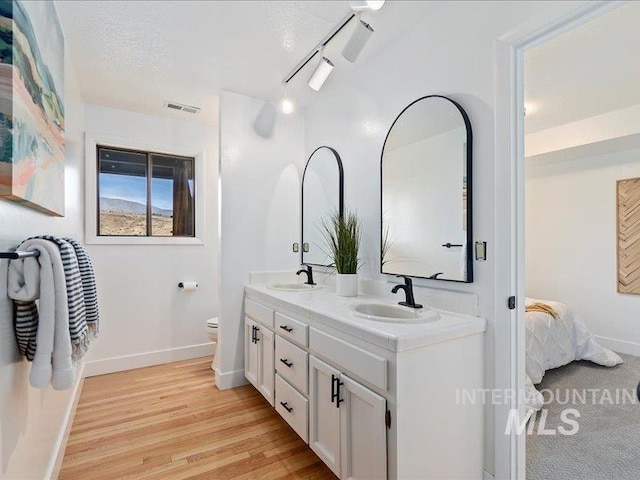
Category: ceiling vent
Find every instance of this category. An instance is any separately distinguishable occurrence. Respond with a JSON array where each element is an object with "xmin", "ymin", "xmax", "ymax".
[{"xmin": 165, "ymin": 101, "xmax": 201, "ymax": 114}]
